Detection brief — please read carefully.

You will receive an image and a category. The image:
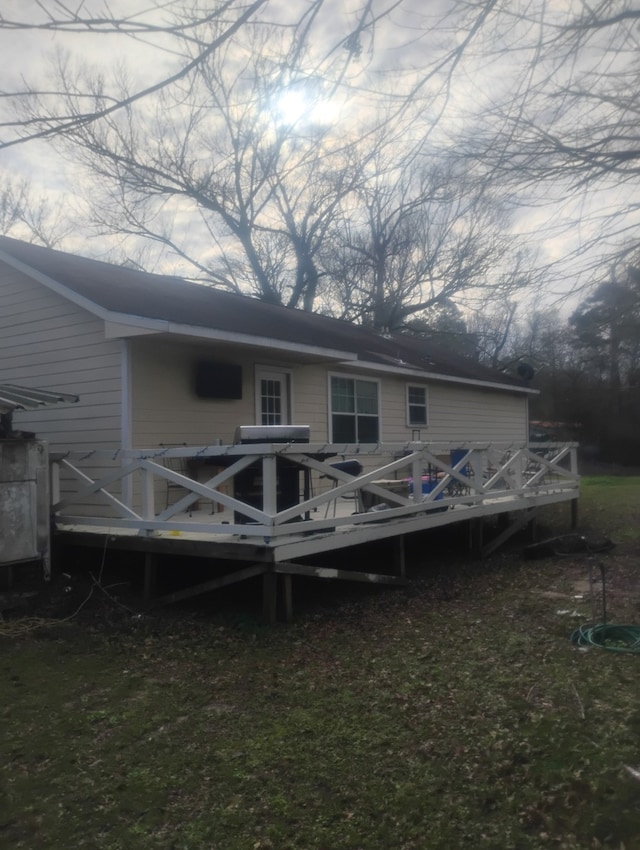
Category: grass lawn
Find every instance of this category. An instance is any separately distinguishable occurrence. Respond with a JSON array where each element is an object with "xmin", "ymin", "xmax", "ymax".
[{"xmin": 2, "ymin": 478, "xmax": 640, "ymax": 849}]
